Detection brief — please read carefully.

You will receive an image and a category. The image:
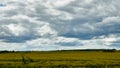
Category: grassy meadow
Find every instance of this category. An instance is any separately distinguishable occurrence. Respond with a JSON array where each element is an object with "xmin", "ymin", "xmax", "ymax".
[{"xmin": 0, "ymin": 50, "xmax": 120, "ymax": 68}]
